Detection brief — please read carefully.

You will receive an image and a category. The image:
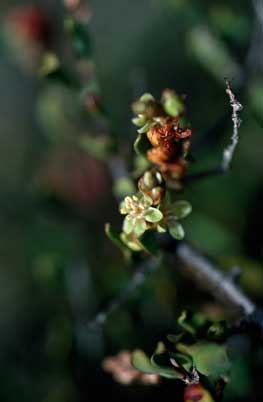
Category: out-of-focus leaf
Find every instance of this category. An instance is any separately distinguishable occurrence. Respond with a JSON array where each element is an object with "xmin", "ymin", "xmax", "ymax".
[
  {"xmin": 188, "ymin": 26, "xmax": 243, "ymax": 84},
  {"xmin": 177, "ymin": 341, "xmax": 230, "ymax": 380},
  {"xmin": 170, "ymin": 352, "xmax": 193, "ymax": 372},
  {"xmin": 131, "ymin": 350, "xmax": 159, "ymax": 374},
  {"xmin": 162, "ymin": 90, "xmax": 185, "ymax": 117},
  {"xmin": 151, "ymin": 351, "xmax": 185, "ymax": 379},
  {"xmin": 168, "ymin": 221, "xmax": 185, "ymax": 240},
  {"xmin": 178, "ymin": 311, "xmax": 196, "ymax": 335},
  {"xmin": 78, "ymin": 135, "xmax": 111, "ymax": 159},
  {"xmin": 137, "ymin": 121, "xmax": 152, "ymax": 134},
  {"xmin": 113, "ymin": 177, "xmax": 136, "ymax": 198},
  {"xmin": 140, "ymin": 93, "xmax": 155, "ymax": 102},
  {"xmin": 169, "ymin": 200, "xmax": 192, "ymax": 219},
  {"xmin": 248, "ymin": 79, "xmax": 263, "ymax": 124}
]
